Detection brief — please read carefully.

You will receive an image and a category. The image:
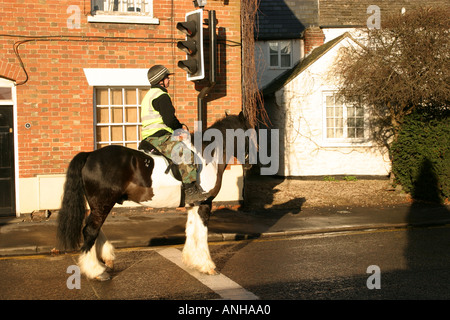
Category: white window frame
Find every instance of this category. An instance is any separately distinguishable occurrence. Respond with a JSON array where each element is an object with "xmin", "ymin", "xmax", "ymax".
[
  {"xmin": 0, "ymin": 78, "xmax": 20, "ymax": 216},
  {"xmin": 88, "ymin": 0, "xmax": 159, "ymax": 25},
  {"xmin": 322, "ymin": 91, "xmax": 370, "ymax": 147},
  {"xmin": 268, "ymin": 40, "xmax": 292, "ymax": 69},
  {"xmin": 94, "ymin": 86, "xmax": 149, "ymax": 149}
]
